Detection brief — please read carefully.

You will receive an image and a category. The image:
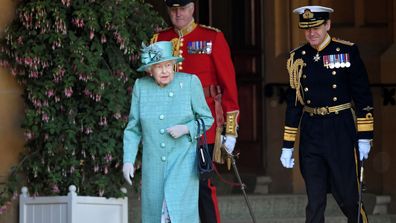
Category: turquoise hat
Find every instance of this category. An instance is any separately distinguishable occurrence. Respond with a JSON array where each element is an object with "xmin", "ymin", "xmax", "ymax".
[{"xmin": 137, "ymin": 41, "xmax": 184, "ymax": 72}]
